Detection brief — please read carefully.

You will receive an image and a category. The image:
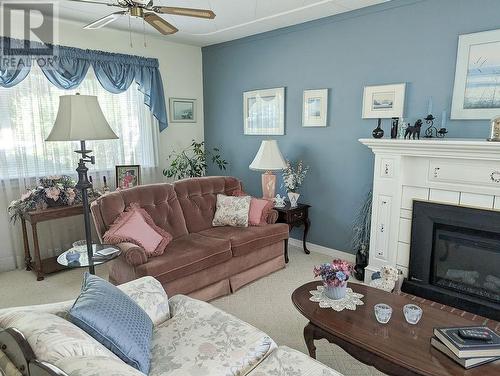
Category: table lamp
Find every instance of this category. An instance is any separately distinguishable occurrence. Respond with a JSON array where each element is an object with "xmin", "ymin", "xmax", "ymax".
[
  {"xmin": 46, "ymin": 94, "xmax": 118, "ymax": 274},
  {"xmin": 249, "ymin": 140, "xmax": 286, "ymax": 199}
]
